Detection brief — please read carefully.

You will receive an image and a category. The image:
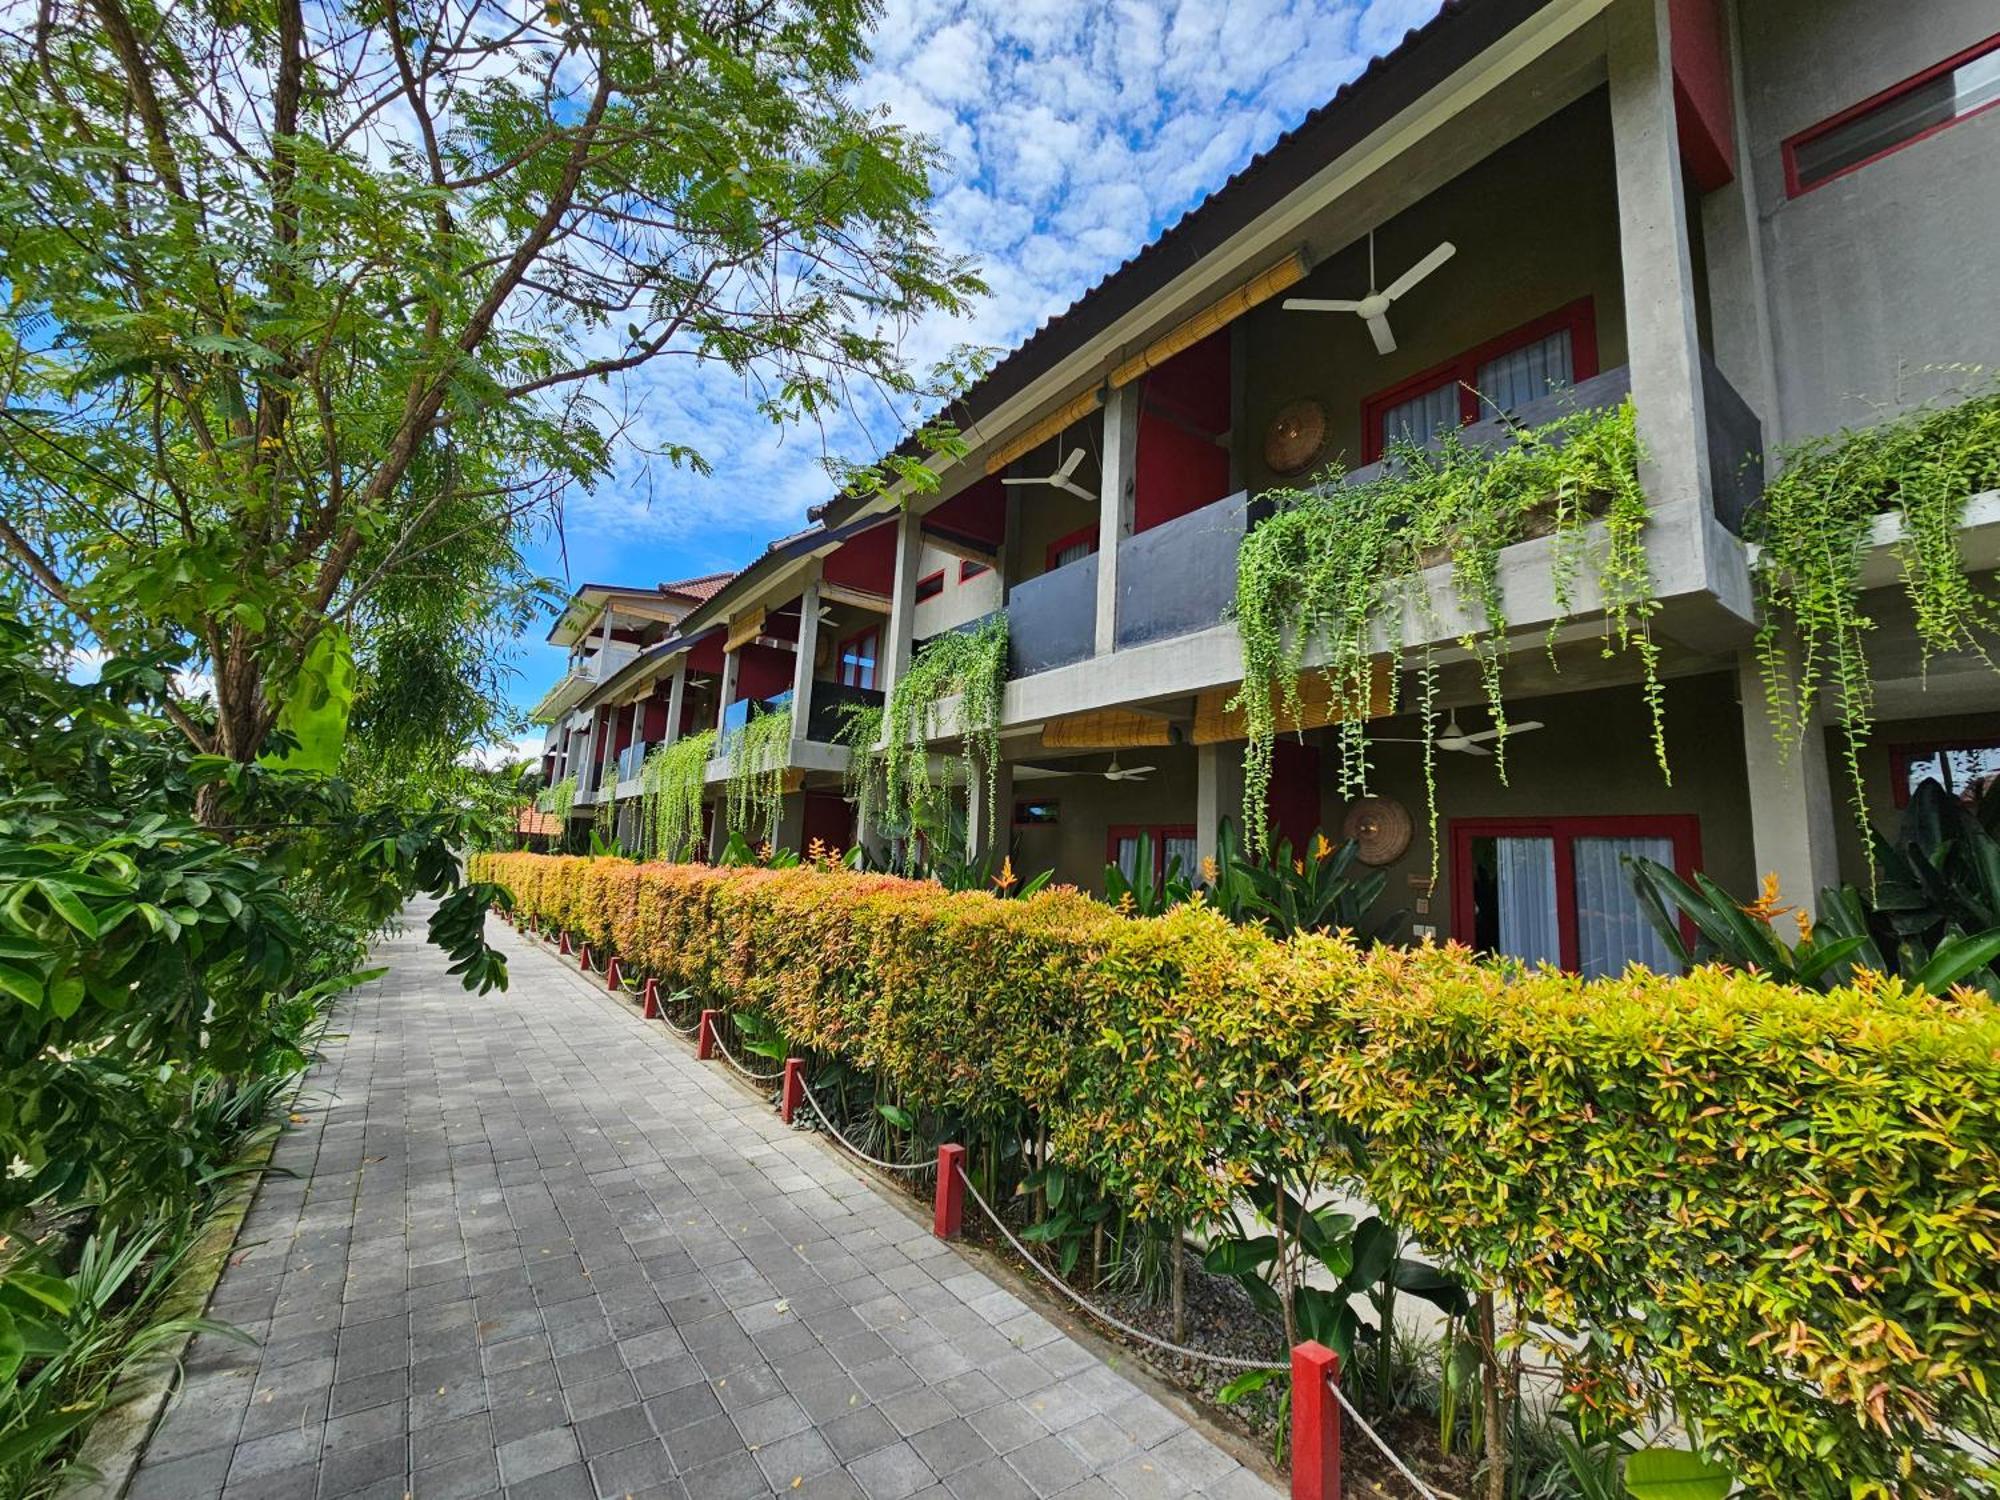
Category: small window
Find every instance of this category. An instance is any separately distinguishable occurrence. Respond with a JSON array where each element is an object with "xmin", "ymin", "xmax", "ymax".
[
  {"xmin": 1891, "ymin": 739, "xmax": 2000, "ymax": 807},
  {"xmin": 1453, "ymin": 816, "xmax": 1700, "ymax": 979},
  {"xmin": 1014, "ymin": 800, "xmax": 1060, "ymax": 825},
  {"xmin": 1046, "ymin": 526, "xmax": 1098, "ymax": 572},
  {"xmin": 1785, "ymin": 34, "xmax": 2000, "ymax": 196},
  {"xmin": 837, "ymin": 628, "xmax": 878, "ymax": 691},
  {"xmin": 914, "ymin": 570, "xmax": 945, "ymax": 604},
  {"xmin": 959, "ymin": 559, "xmax": 991, "ymax": 582},
  {"xmin": 1362, "ymin": 300, "xmax": 1596, "ymax": 462}
]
